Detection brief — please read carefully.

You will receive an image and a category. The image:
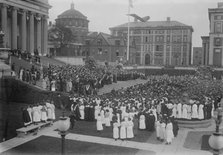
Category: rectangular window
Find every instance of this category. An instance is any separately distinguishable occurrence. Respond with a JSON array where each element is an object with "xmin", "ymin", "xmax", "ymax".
[
  {"xmin": 97, "ymin": 39, "xmax": 102, "ymax": 45},
  {"xmin": 214, "ymin": 37, "xmax": 222, "ymax": 46},
  {"xmin": 167, "ymin": 36, "xmax": 170, "ymax": 42},
  {"xmin": 115, "ymin": 40, "xmax": 121, "ymax": 46},
  {"xmin": 98, "ymin": 48, "xmax": 102, "ymax": 54},
  {"xmin": 215, "ymin": 22, "xmax": 222, "ymax": 33},
  {"xmin": 156, "ymin": 45, "xmax": 164, "ymax": 51},
  {"xmin": 166, "ymin": 45, "xmax": 170, "ymax": 51},
  {"xmin": 183, "ymin": 35, "xmax": 187, "ymax": 42}
]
